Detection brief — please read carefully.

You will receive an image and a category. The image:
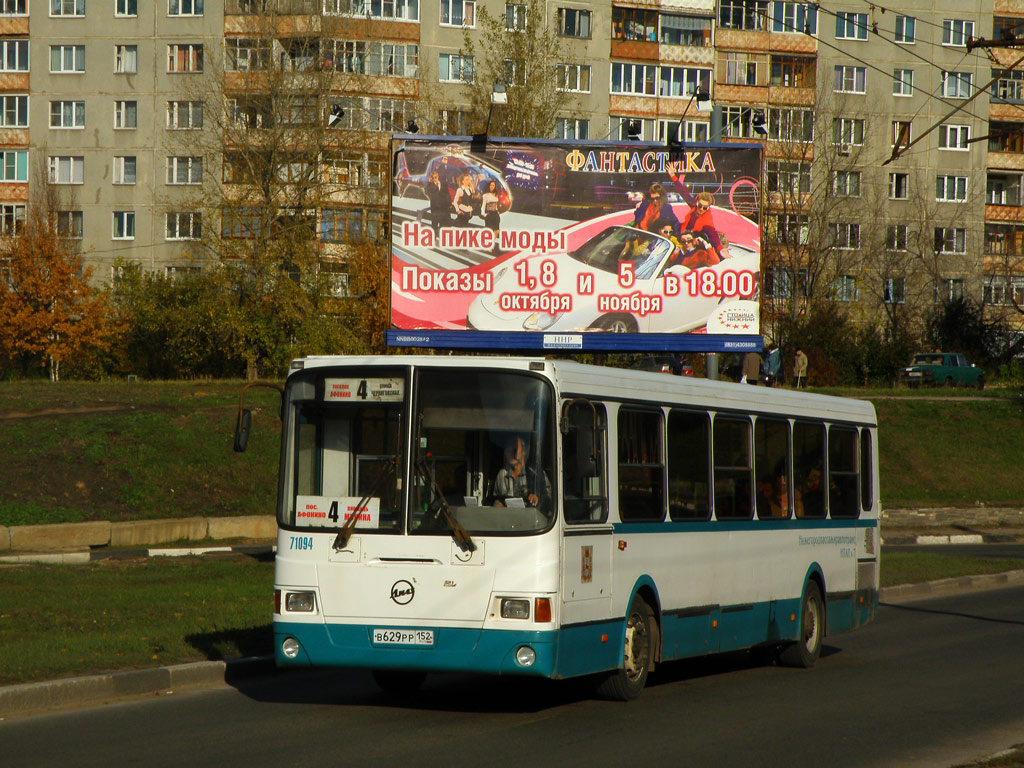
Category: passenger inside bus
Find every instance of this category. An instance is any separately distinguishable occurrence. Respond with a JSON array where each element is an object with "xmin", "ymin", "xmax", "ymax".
[
  {"xmin": 756, "ymin": 463, "xmax": 799, "ymax": 519},
  {"xmin": 490, "ymin": 435, "xmax": 551, "ymax": 510}
]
